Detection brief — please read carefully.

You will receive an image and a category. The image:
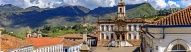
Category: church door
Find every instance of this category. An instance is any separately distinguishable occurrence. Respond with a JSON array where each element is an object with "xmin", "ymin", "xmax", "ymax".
[
  {"xmin": 117, "ymin": 35, "xmax": 120, "ymax": 40},
  {"xmin": 122, "ymin": 35, "xmax": 125, "ymax": 40}
]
